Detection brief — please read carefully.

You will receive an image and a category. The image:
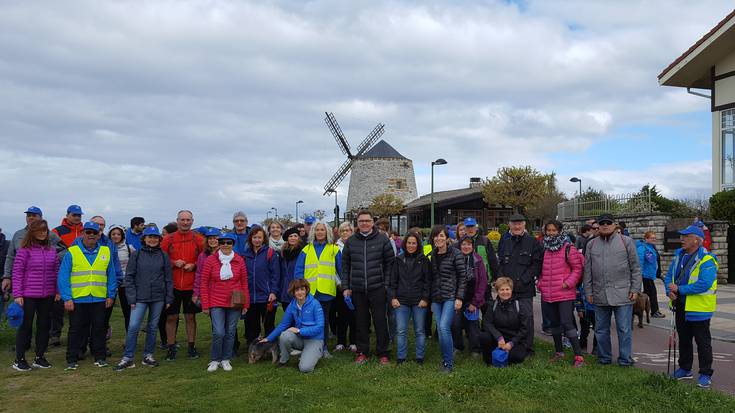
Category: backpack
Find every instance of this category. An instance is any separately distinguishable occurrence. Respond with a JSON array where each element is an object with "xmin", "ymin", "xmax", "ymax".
[
  {"xmin": 493, "ymin": 299, "xmax": 520, "ymax": 313},
  {"xmin": 165, "ymin": 233, "xmax": 202, "ymax": 258}
]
